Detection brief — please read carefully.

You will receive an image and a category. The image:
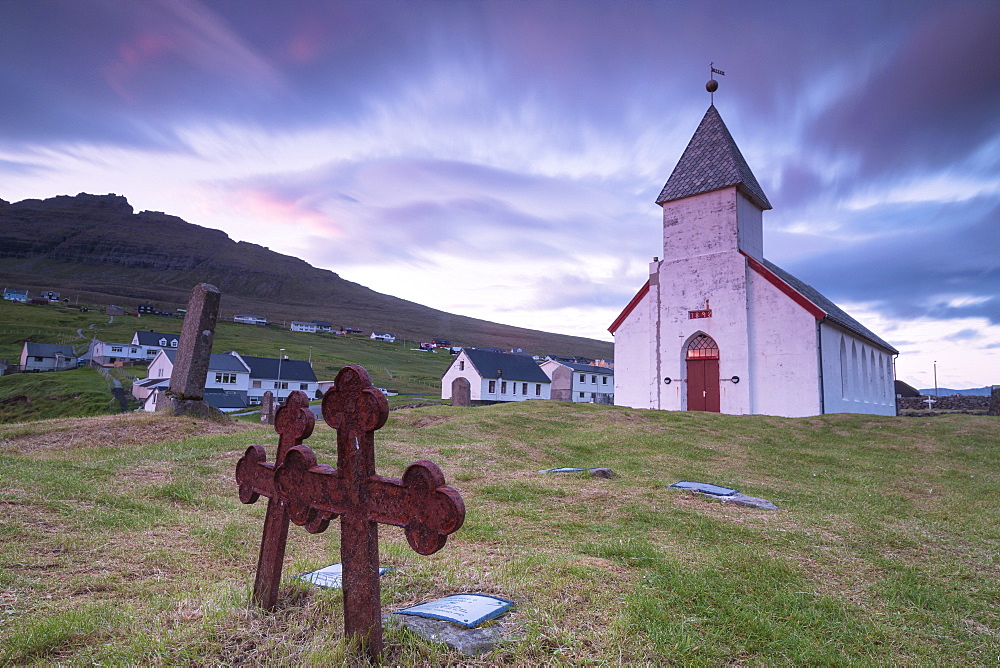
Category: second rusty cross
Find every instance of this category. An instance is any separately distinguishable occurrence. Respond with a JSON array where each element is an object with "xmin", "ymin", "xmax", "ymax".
[{"xmin": 236, "ymin": 364, "xmax": 466, "ymax": 659}]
